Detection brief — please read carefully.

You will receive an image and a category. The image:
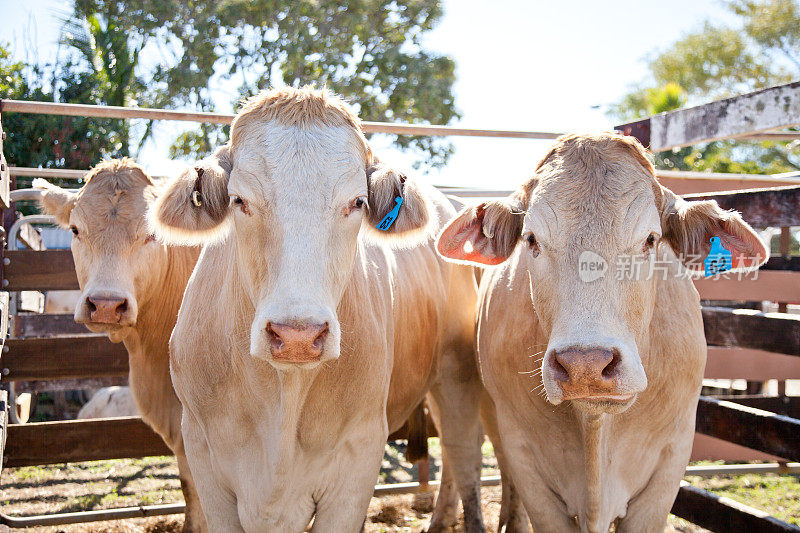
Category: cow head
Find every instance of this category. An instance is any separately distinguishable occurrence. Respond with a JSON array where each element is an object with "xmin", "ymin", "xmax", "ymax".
[
  {"xmin": 36, "ymin": 160, "xmax": 168, "ymax": 342},
  {"xmin": 152, "ymin": 86, "xmax": 433, "ymax": 370},
  {"xmin": 437, "ymin": 133, "xmax": 767, "ymax": 414}
]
